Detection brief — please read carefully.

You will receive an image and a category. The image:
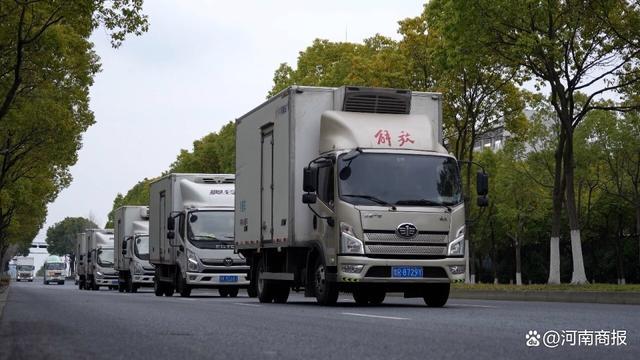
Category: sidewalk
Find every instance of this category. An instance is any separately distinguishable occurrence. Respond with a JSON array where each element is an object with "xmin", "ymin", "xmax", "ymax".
[{"xmin": 0, "ymin": 284, "xmax": 9, "ymax": 319}]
